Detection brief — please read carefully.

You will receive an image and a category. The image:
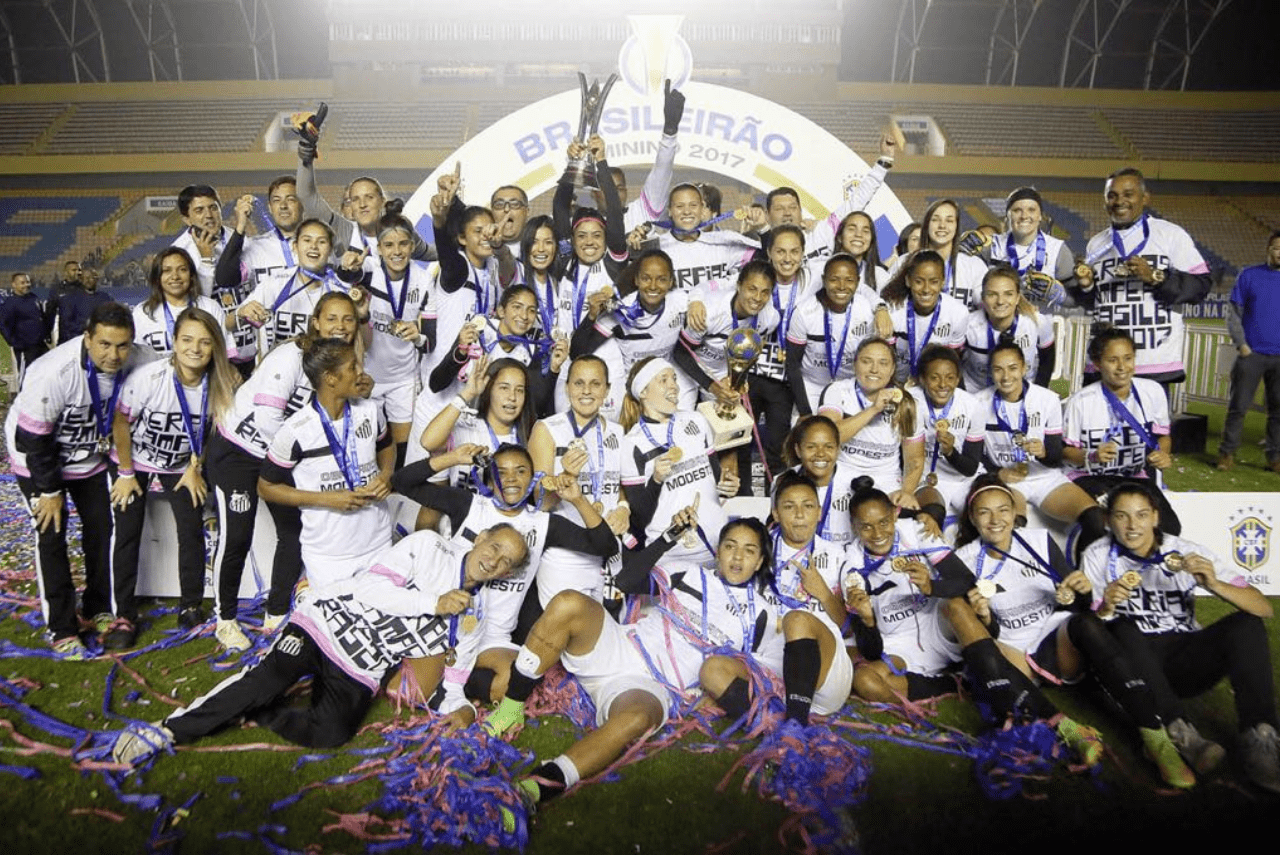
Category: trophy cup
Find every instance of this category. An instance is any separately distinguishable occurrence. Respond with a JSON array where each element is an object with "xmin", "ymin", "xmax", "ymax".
[
  {"xmin": 565, "ymin": 72, "xmax": 619, "ymax": 192},
  {"xmin": 698, "ymin": 328, "xmax": 763, "ymax": 452}
]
